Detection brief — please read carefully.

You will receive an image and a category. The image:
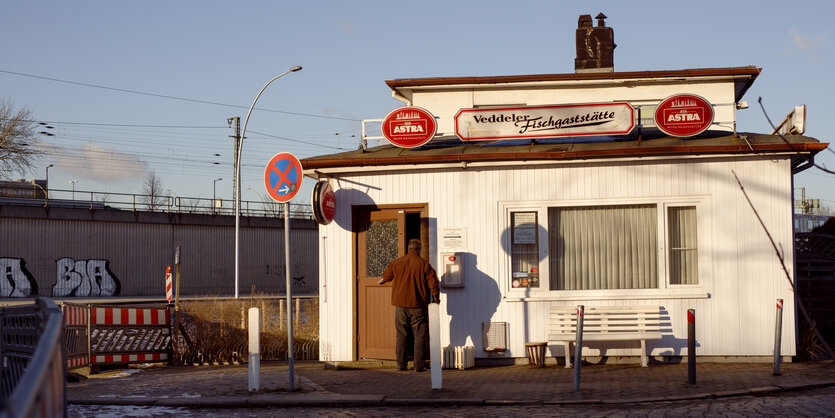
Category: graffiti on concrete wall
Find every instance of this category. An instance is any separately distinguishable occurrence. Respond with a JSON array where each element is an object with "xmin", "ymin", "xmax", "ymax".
[
  {"xmin": 1, "ymin": 258, "xmax": 38, "ymax": 297},
  {"xmin": 266, "ymin": 263, "xmax": 306, "ymax": 288},
  {"xmin": 53, "ymin": 258, "xmax": 121, "ymax": 297}
]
